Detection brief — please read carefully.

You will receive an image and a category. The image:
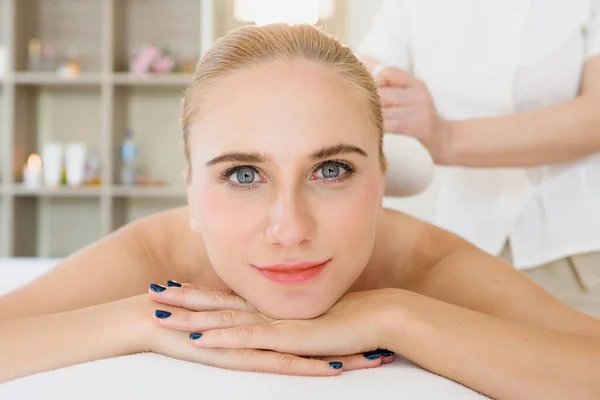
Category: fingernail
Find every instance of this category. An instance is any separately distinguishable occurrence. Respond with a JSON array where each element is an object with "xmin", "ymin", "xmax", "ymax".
[
  {"xmin": 189, "ymin": 332, "xmax": 203, "ymax": 340},
  {"xmin": 167, "ymin": 280, "xmax": 182, "ymax": 287},
  {"xmin": 363, "ymin": 351, "xmax": 381, "ymax": 360},
  {"xmin": 155, "ymin": 310, "xmax": 172, "ymax": 319},
  {"xmin": 329, "ymin": 361, "xmax": 343, "ymax": 369},
  {"xmin": 379, "ymin": 349, "xmax": 395, "ymax": 357},
  {"xmin": 150, "ymin": 283, "xmax": 166, "ymax": 292}
]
